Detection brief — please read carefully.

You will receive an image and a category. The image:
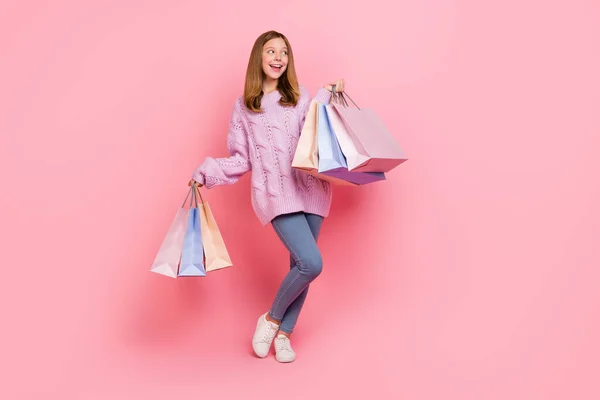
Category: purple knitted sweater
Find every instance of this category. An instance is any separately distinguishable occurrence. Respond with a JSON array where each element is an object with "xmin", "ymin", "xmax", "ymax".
[{"xmin": 192, "ymin": 86, "xmax": 333, "ymax": 226}]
